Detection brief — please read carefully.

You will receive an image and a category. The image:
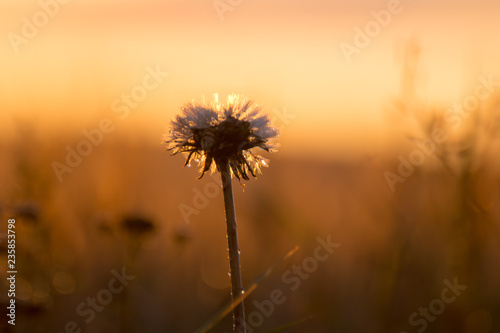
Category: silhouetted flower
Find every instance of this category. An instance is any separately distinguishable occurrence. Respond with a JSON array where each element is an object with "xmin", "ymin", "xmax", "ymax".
[
  {"xmin": 0, "ymin": 233, "xmax": 7, "ymax": 254},
  {"xmin": 164, "ymin": 94, "xmax": 278, "ymax": 180}
]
